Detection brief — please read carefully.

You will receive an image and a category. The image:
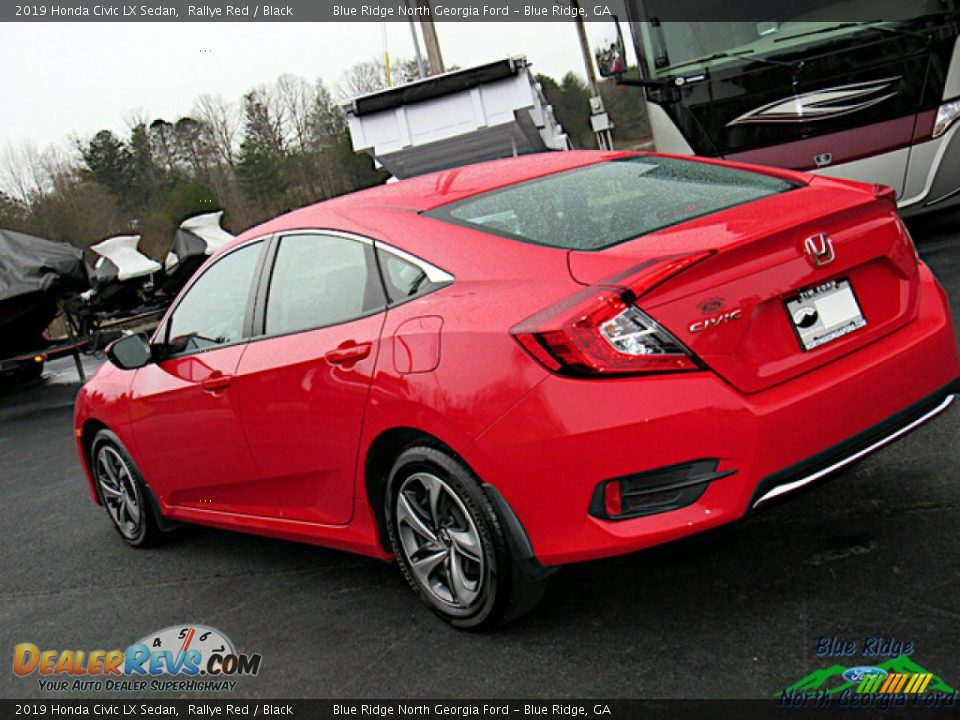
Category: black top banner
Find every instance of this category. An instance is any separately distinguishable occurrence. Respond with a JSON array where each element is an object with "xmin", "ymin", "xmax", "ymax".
[{"xmin": 4, "ymin": 0, "xmax": 945, "ymax": 23}]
